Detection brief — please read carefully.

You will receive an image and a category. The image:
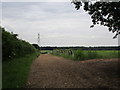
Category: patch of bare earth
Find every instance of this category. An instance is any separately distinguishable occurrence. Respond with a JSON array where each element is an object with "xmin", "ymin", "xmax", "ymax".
[{"xmin": 26, "ymin": 54, "xmax": 119, "ymax": 88}]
